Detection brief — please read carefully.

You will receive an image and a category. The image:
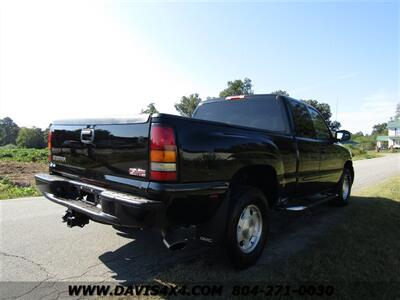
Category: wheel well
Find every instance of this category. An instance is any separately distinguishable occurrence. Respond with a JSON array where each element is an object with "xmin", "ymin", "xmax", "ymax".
[
  {"xmin": 344, "ymin": 160, "xmax": 354, "ymax": 183},
  {"xmin": 230, "ymin": 165, "xmax": 278, "ymax": 207}
]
